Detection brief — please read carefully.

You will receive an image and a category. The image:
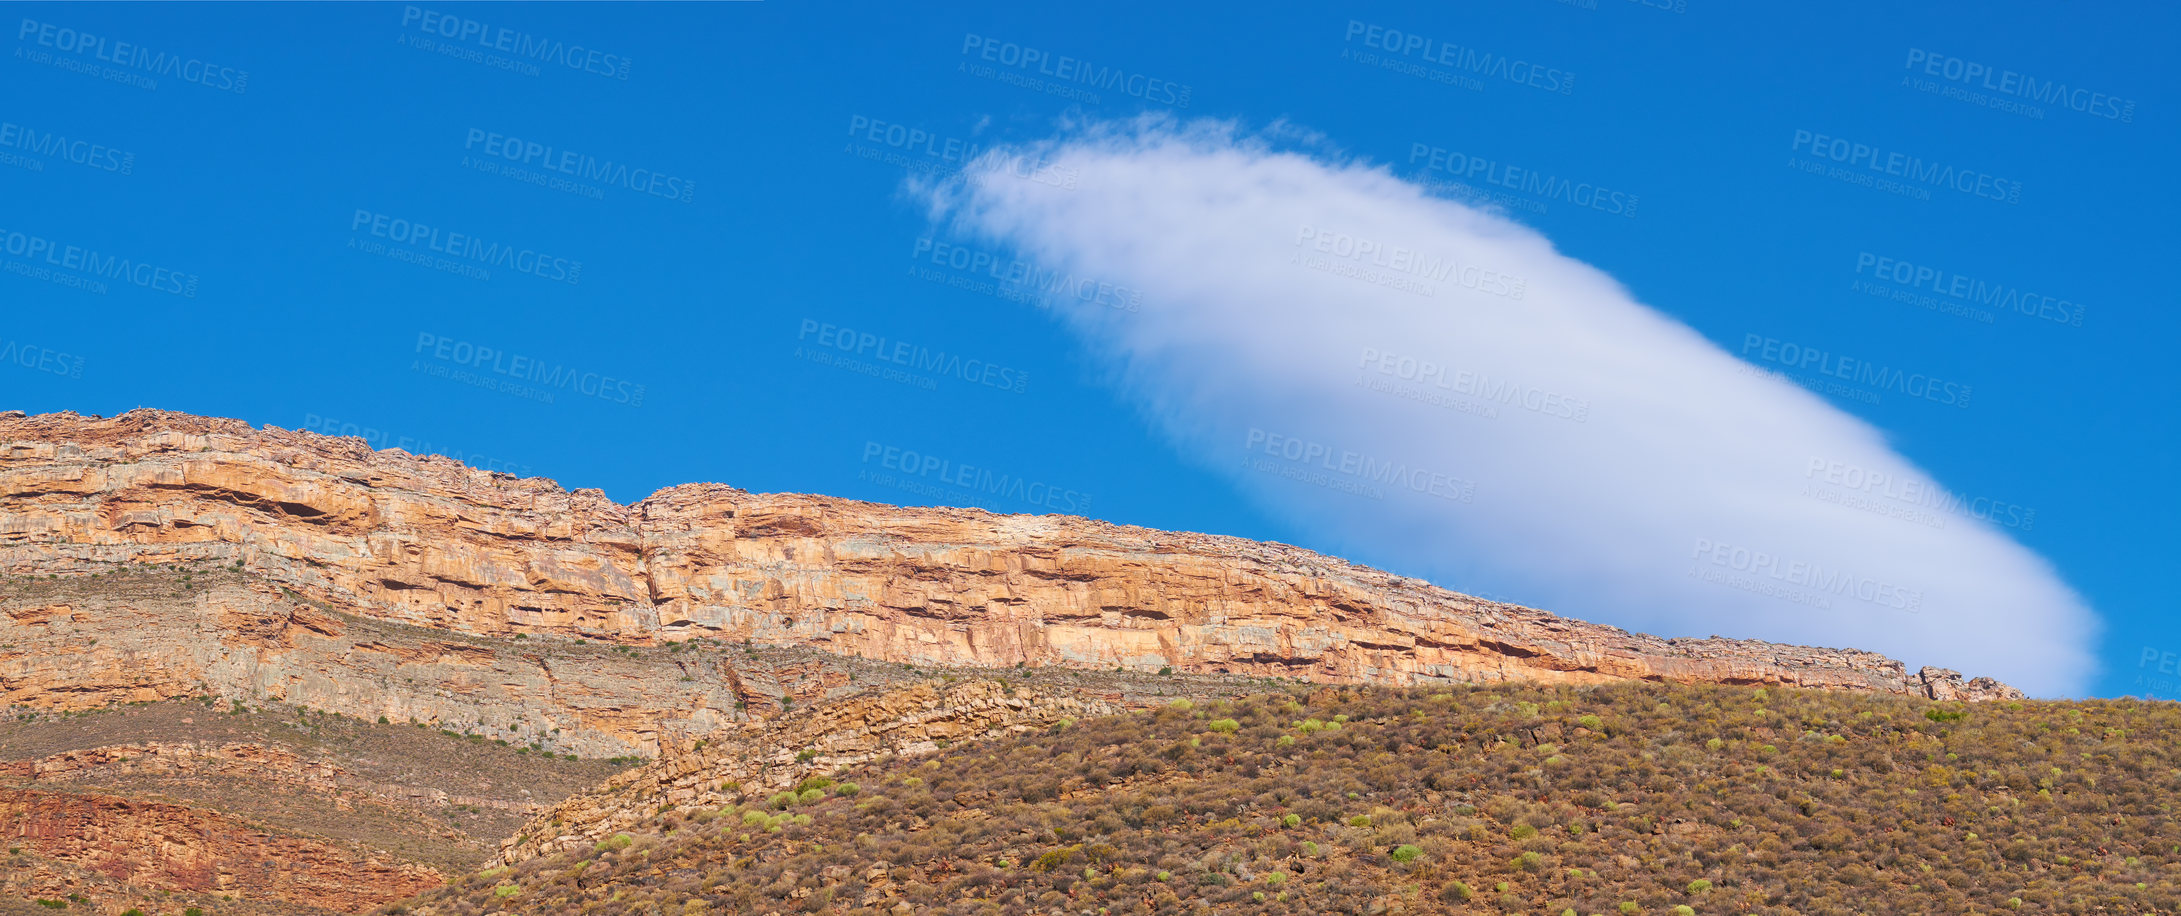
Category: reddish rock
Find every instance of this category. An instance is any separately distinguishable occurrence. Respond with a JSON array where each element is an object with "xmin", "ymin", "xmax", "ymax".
[{"xmin": 0, "ymin": 786, "xmax": 442, "ymax": 912}]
